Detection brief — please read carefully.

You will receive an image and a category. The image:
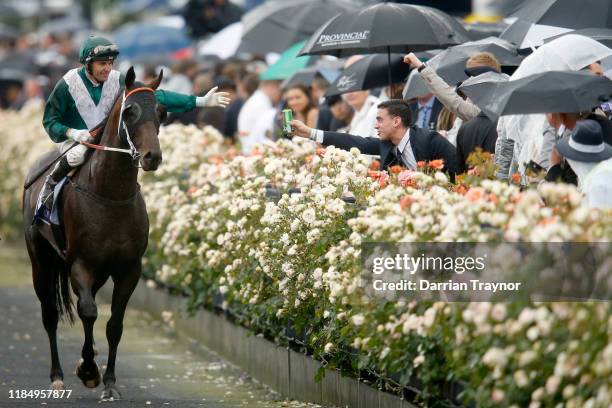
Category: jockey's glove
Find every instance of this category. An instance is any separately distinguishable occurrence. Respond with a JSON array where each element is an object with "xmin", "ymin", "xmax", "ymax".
[
  {"xmin": 67, "ymin": 128, "xmax": 92, "ymax": 143},
  {"xmin": 196, "ymin": 86, "xmax": 231, "ymax": 108}
]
